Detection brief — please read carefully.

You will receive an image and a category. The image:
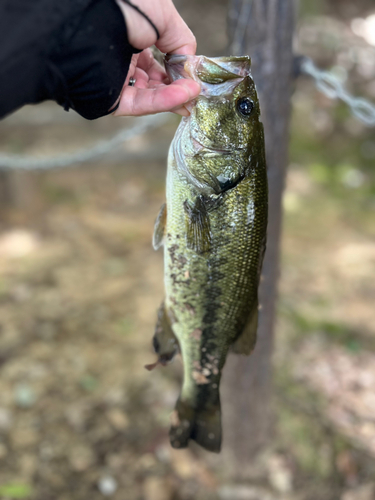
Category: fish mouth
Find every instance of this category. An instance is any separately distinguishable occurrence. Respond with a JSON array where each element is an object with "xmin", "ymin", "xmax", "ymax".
[
  {"xmin": 165, "ymin": 54, "xmax": 252, "ymax": 111},
  {"xmin": 165, "ymin": 55, "xmax": 250, "ymax": 88},
  {"xmin": 191, "ymin": 133, "xmax": 232, "ymax": 155},
  {"xmin": 165, "ymin": 54, "xmax": 191, "ymax": 82}
]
